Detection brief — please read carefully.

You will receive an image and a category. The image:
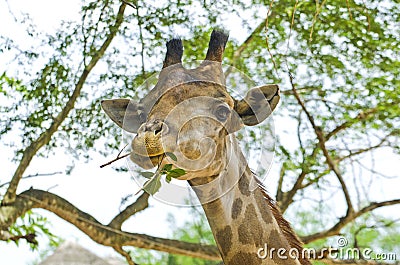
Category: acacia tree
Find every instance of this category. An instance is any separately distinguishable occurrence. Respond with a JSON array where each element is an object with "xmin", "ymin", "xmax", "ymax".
[{"xmin": 0, "ymin": 0, "xmax": 399, "ymax": 264}]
